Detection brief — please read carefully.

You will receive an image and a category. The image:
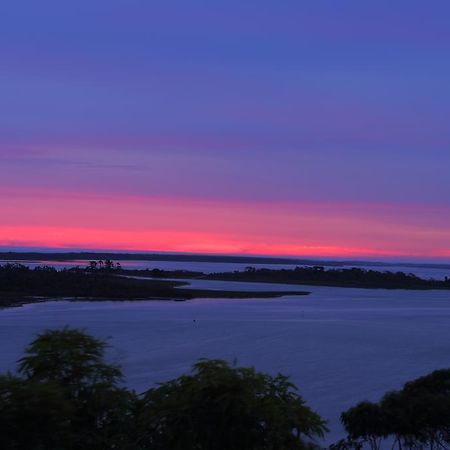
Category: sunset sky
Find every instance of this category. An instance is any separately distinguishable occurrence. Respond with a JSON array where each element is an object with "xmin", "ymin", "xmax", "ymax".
[{"xmin": 1, "ymin": 1, "xmax": 450, "ymax": 260}]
